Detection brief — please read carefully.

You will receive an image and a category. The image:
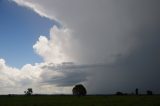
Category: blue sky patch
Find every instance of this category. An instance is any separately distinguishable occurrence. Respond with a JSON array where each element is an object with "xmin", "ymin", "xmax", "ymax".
[{"xmin": 0, "ymin": 0, "xmax": 56, "ymax": 68}]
